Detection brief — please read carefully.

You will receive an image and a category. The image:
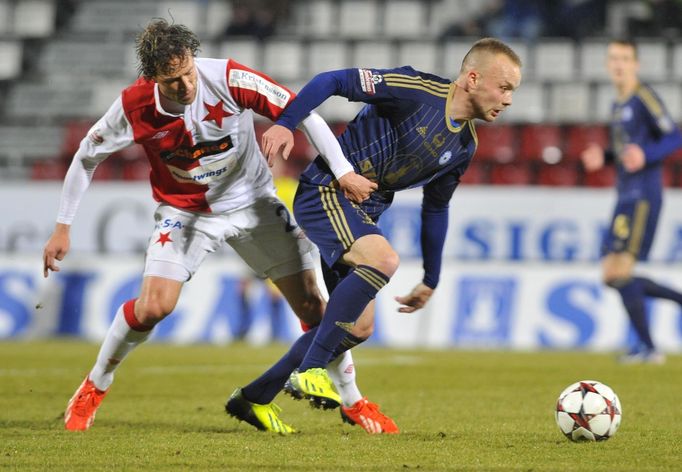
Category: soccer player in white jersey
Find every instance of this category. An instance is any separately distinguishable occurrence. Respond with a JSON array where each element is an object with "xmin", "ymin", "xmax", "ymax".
[{"xmin": 42, "ymin": 19, "xmax": 391, "ymax": 434}]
